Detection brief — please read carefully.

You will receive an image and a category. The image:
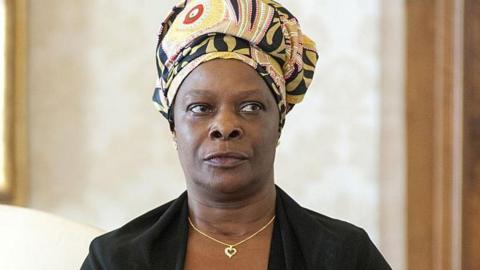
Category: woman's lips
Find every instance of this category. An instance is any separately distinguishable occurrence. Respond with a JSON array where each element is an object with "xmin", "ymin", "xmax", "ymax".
[{"xmin": 204, "ymin": 152, "xmax": 248, "ymax": 168}]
